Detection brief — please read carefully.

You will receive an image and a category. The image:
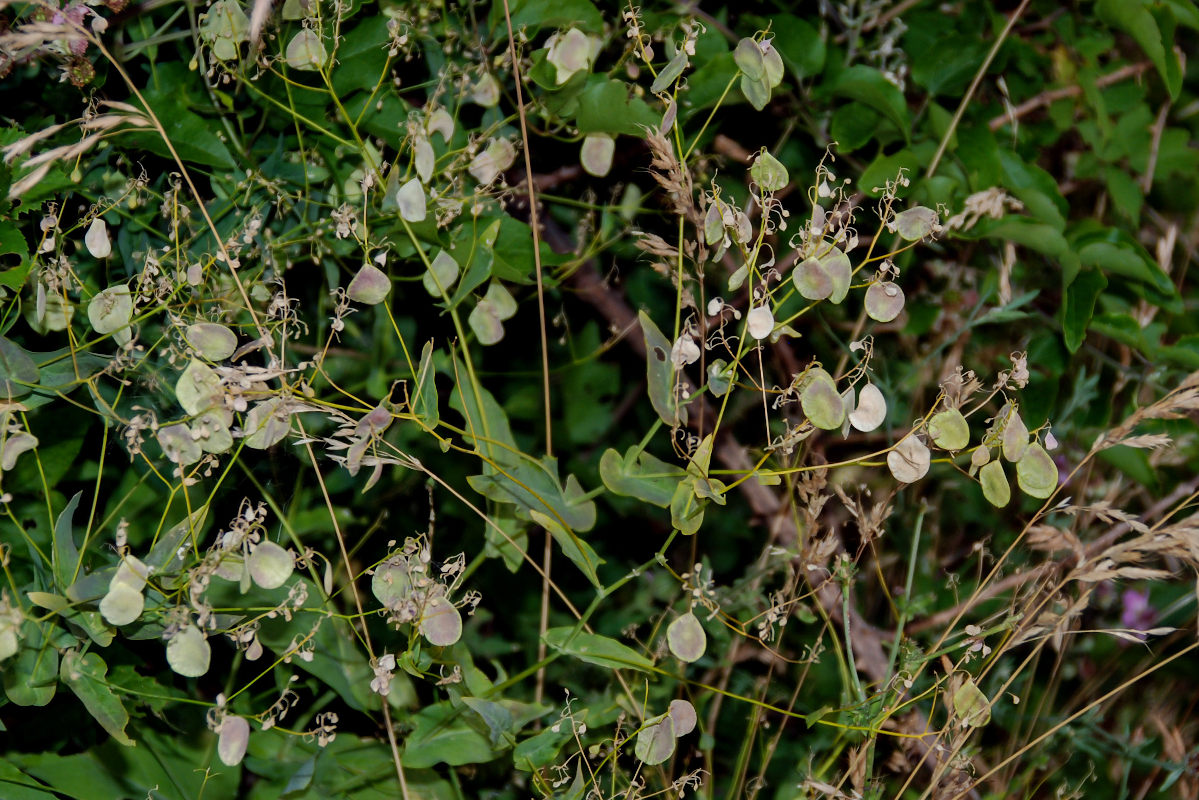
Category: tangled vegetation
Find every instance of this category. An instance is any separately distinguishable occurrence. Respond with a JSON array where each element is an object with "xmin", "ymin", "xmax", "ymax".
[{"xmin": 1, "ymin": 0, "xmax": 1198, "ymax": 797}]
